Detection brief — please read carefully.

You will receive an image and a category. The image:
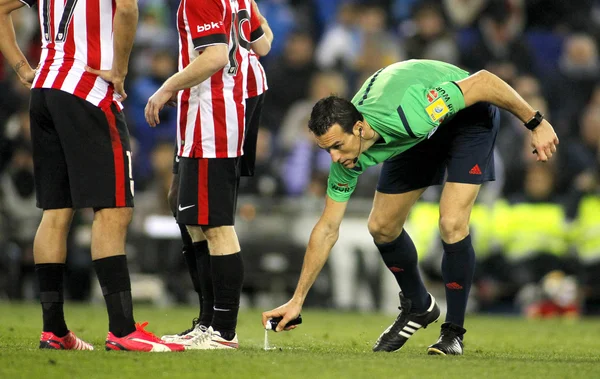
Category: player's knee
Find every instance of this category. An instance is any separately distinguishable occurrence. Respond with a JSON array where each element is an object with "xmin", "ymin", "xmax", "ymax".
[
  {"xmin": 438, "ymin": 215, "xmax": 469, "ymax": 243},
  {"xmin": 94, "ymin": 207, "xmax": 133, "ymax": 229},
  {"xmin": 201, "ymin": 225, "xmax": 240, "ymax": 254},
  {"xmin": 186, "ymin": 225, "xmax": 206, "ymax": 242},
  {"xmin": 368, "ymin": 217, "xmax": 402, "ymax": 244},
  {"xmin": 41, "ymin": 209, "xmax": 74, "ymax": 231}
]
